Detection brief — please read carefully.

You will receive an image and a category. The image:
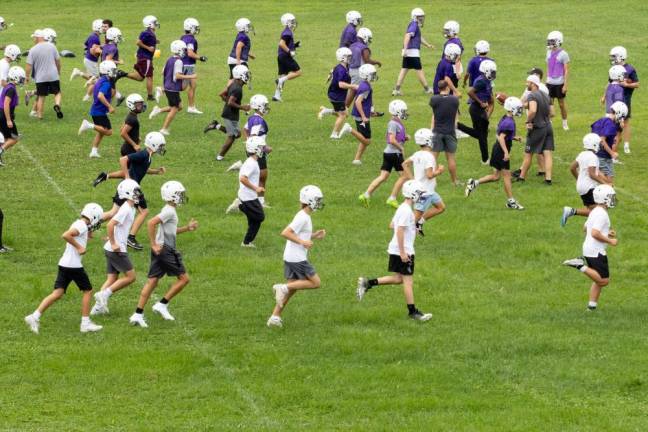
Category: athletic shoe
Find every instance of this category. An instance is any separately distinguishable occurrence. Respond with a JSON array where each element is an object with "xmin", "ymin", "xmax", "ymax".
[
  {"xmin": 456, "ymin": 129, "xmax": 470, "ymax": 139},
  {"xmin": 329, "ymin": 132, "xmax": 340, "ymax": 139},
  {"xmin": 127, "ymin": 236, "xmax": 143, "ymax": 251},
  {"xmin": 154, "ymin": 87, "xmax": 162, "ymax": 103},
  {"xmin": 226, "ymin": 198, "xmax": 241, "ymax": 214},
  {"xmin": 612, "ymin": 158, "xmax": 623, "ymax": 165},
  {"xmin": 356, "ymin": 277, "xmax": 368, "ymax": 301},
  {"xmin": 272, "ymin": 284, "xmax": 289, "ymax": 308},
  {"xmin": 481, "ymin": 159, "xmax": 490, "ymax": 166},
  {"xmin": 391, "ymin": 89, "xmax": 403, "ymax": 96},
  {"xmin": 512, "ymin": 169, "xmax": 522, "ymax": 178},
  {"xmin": 115, "ymin": 70, "xmax": 129, "ymax": 80},
  {"xmin": 452, "ymin": 179, "xmax": 464, "ymax": 187},
  {"xmin": 92, "ymin": 172, "xmax": 108, "ymax": 187},
  {"xmin": 272, "ymin": 95, "xmax": 283, "ymax": 102},
  {"xmin": 317, "ymin": 106, "xmax": 326, "ymax": 120},
  {"xmin": 560, "ymin": 206, "xmax": 573, "ymax": 227},
  {"xmin": 358, "ymin": 194, "xmax": 370, "ymax": 207},
  {"xmin": 69, "ymin": 67, "xmax": 83, "ymax": 81},
  {"xmin": 53, "ymin": 105, "xmax": 64, "ymax": 119},
  {"xmin": 415, "ymin": 221, "xmax": 425, "ymax": 237},
  {"xmin": 351, "ymin": 159, "xmax": 362, "ymax": 166},
  {"xmin": 78, "ymin": 119, "xmax": 94, "ymax": 135},
  {"xmin": 544, "ymin": 179, "xmax": 553, "ymax": 185},
  {"xmin": 80, "ymin": 320, "xmax": 103, "ymax": 333},
  {"xmin": 203, "ymin": 120, "xmax": 221, "ymax": 133},
  {"xmin": 29, "ymin": 110, "xmax": 39, "ymax": 118},
  {"xmin": 465, "ymin": 178, "xmax": 476, "ymax": 197},
  {"xmin": 147, "ymin": 95, "xmax": 156, "ymax": 102},
  {"xmin": 409, "ymin": 310, "xmax": 433, "ymax": 321},
  {"xmin": 148, "ymin": 106, "xmax": 162, "ymax": 120},
  {"xmin": 624, "ymin": 143, "xmax": 631, "ymax": 154},
  {"xmin": 116, "ymin": 95, "xmax": 126, "ymax": 107},
  {"xmin": 275, "ymin": 78, "xmax": 285, "ymax": 91},
  {"xmin": 226, "ymin": 160, "xmax": 243, "ymax": 172},
  {"xmin": 385, "ymin": 198, "xmax": 399, "ymax": 209},
  {"xmin": 91, "ymin": 291, "xmax": 109, "ymax": 315},
  {"xmin": 0, "ymin": 246, "xmax": 13, "ymax": 253},
  {"xmin": 24, "ymin": 314, "xmax": 39, "ymax": 334},
  {"xmin": 152, "ymin": 302, "xmax": 175, "ymax": 321},
  {"xmin": 562, "ymin": 120, "xmax": 569, "ymax": 131},
  {"xmin": 215, "ymin": 155, "xmax": 224, "ymax": 161},
  {"xmin": 241, "ymin": 242, "xmax": 256, "ymax": 248},
  {"xmin": 159, "ymin": 128, "xmax": 170, "ymax": 136},
  {"xmin": 89, "ymin": 148, "xmax": 100, "ymax": 158},
  {"xmin": 339, "ymin": 122, "xmax": 353, "ymax": 137},
  {"xmin": 82, "ymin": 94, "xmax": 91, "ymax": 102},
  {"xmin": 187, "ymin": 106, "xmax": 203, "ymax": 114},
  {"xmin": 562, "ymin": 257, "xmax": 585, "ymax": 270},
  {"xmin": 129, "ymin": 313, "xmax": 148, "ymax": 328},
  {"xmin": 267, "ymin": 315, "xmax": 283, "ymax": 328},
  {"xmin": 506, "ymin": 199, "xmax": 524, "ymax": 210},
  {"xmin": 261, "ymin": 201, "xmax": 272, "ymax": 209},
  {"xmin": 371, "ymin": 111, "xmax": 384, "ymax": 117}
]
